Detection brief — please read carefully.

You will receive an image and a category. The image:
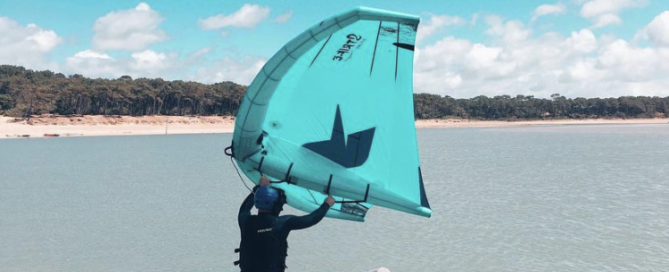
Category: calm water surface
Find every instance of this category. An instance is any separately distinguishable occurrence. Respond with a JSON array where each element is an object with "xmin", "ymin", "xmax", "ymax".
[{"xmin": 1, "ymin": 124, "xmax": 668, "ymax": 272}]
